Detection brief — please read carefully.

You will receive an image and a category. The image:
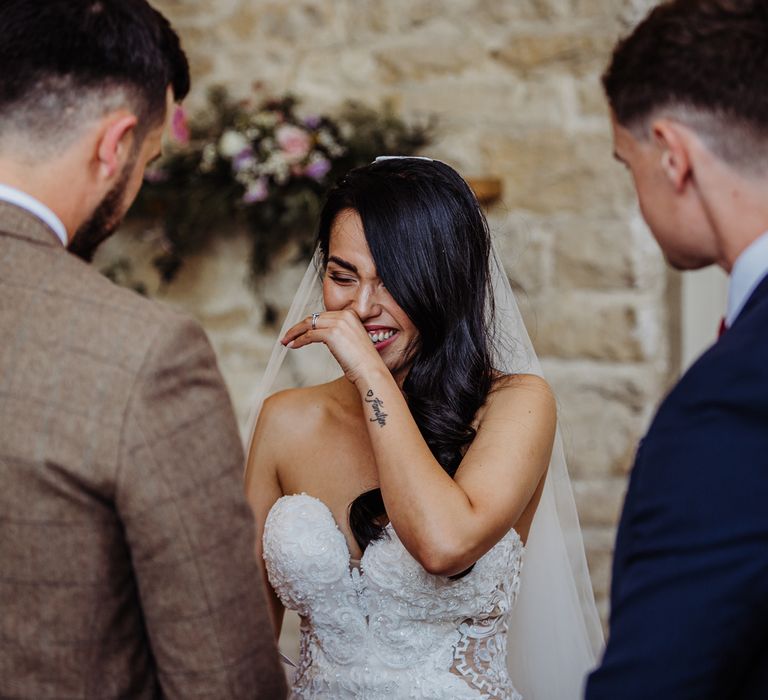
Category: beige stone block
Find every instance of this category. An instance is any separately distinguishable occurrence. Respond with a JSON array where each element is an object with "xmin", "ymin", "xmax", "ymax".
[
  {"xmin": 566, "ymin": 0, "xmax": 629, "ymax": 23},
  {"xmin": 585, "ymin": 543, "xmax": 614, "ymax": 598},
  {"xmin": 229, "ymin": 1, "xmax": 341, "ymax": 44},
  {"xmin": 582, "ymin": 524, "xmax": 617, "ymax": 612},
  {"xmin": 553, "ymin": 216, "xmax": 636, "ymax": 290},
  {"xmin": 473, "ymin": 0, "xmax": 573, "ymax": 21},
  {"xmin": 187, "ymin": 53, "xmax": 217, "ymax": 88},
  {"xmin": 374, "ymin": 38, "xmax": 488, "ymax": 84},
  {"xmin": 490, "ymin": 213, "xmax": 553, "ymax": 296},
  {"xmin": 345, "ymin": 0, "xmax": 574, "ymax": 32},
  {"xmin": 544, "ymin": 360, "xmax": 658, "ymax": 478},
  {"xmin": 157, "ymin": 234, "xmax": 254, "ymax": 319},
  {"xmin": 564, "ymin": 0, "xmax": 655, "ymax": 28},
  {"xmin": 573, "ymin": 478, "xmax": 628, "ymax": 527},
  {"xmin": 531, "ymin": 292, "xmax": 645, "ymax": 362},
  {"xmin": 222, "ymin": 4, "xmax": 260, "ymax": 41},
  {"xmin": 483, "ymin": 131, "xmax": 636, "ymax": 216},
  {"xmin": 492, "ymin": 30, "xmax": 616, "ymax": 76},
  {"xmin": 339, "ymin": 0, "xmax": 392, "ymax": 34},
  {"xmin": 400, "ymin": 73, "xmax": 573, "ymax": 132},
  {"xmin": 555, "ymin": 386, "xmax": 647, "ymax": 477},
  {"xmin": 581, "ymin": 525, "xmax": 617, "ymax": 554},
  {"xmin": 343, "ymin": 0, "xmax": 446, "ymax": 34},
  {"xmin": 423, "ymin": 129, "xmax": 488, "ymax": 175},
  {"xmin": 153, "ymin": 0, "xmax": 240, "ymax": 30},
  {"xmin": 292, "ymin": 46, "xmax": 387, "ymax": 103},
  {"xmin": 575, "ymin": 75, "xmax": 612, "ymax": 120},
  {"xmin": 157, "ymin": 20, "xmax": 223, "ymax": 86},
  {"xmin": 596, "ymin": 597, "xmax": 610, "ymax": 630},
  {"xmin": 222, "ymin": 363, "xmax": 270, "ymax": 432}
]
